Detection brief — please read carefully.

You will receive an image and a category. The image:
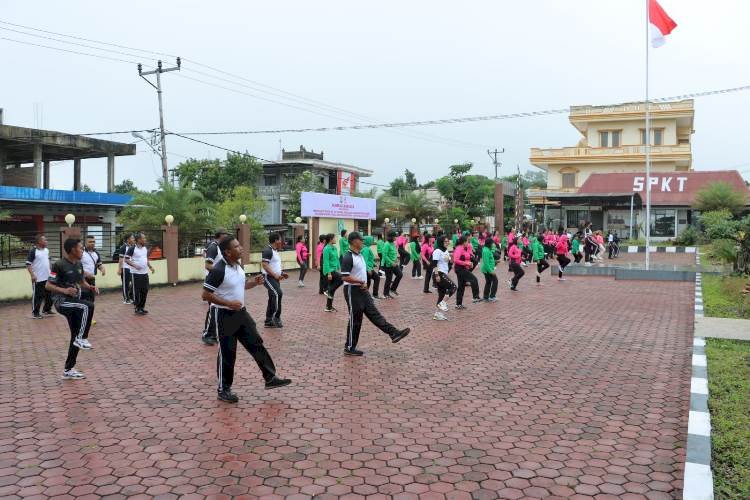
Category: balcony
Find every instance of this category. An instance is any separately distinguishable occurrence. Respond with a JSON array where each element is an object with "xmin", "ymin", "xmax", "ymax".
[
  {"xmin": 530, "ymin": 144, "xmax": 691, "ymax": 167},
  {"xmin": 257, "ymin": 185, "xmax": 290, "ymax": 197},
  {"xmin": 569, "ymin": 99, "xmax": 694, "ymax": 119}
]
